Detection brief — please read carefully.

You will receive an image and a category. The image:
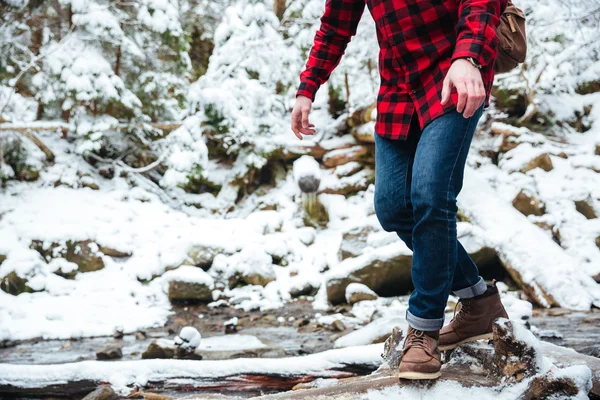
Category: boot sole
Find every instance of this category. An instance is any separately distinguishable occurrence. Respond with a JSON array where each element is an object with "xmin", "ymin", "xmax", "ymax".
[
  {"xmin": 438, "ymin": 332, "xmax": 494, "ymax": 351},
  {"xmin": 396, "ymin": 370, "xmax": 442, "ymax": 380}
]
